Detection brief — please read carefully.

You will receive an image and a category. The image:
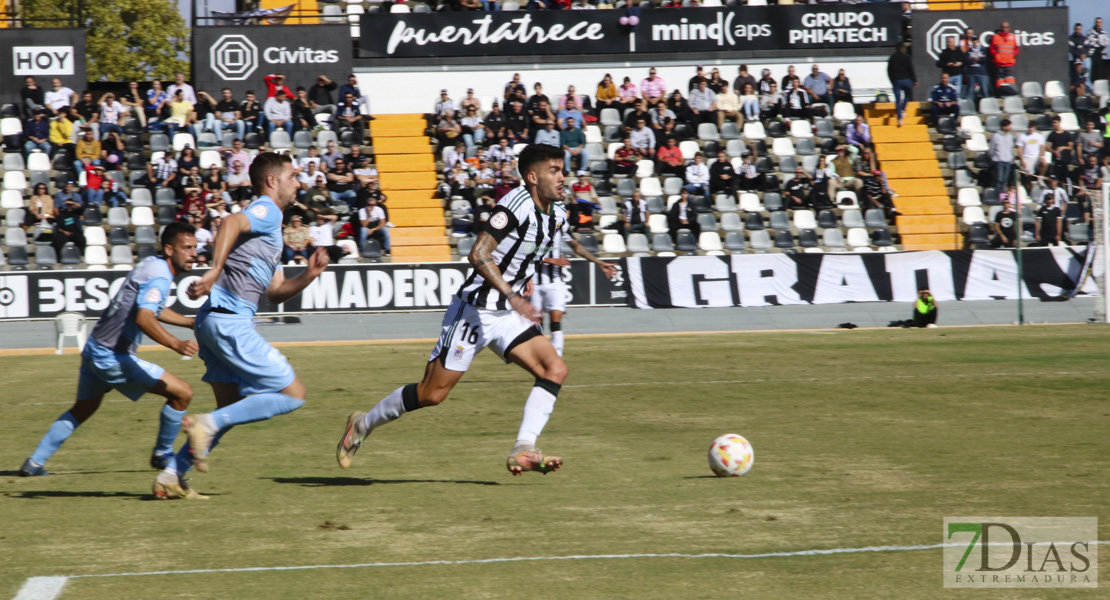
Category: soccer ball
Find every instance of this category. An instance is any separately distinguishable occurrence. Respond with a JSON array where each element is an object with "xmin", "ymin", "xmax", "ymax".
[{"xmin": 708, "ymin": 434, "xmax": 754, "ymax": 477}]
